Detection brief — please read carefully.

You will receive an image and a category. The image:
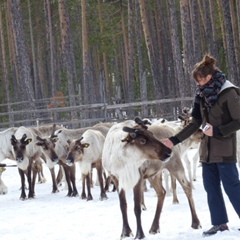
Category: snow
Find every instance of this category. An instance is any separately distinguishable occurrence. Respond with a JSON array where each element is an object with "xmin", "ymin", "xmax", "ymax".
[{"xmin": 0, "ymin": 149, "xmax": 240, "ymax": 240}]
